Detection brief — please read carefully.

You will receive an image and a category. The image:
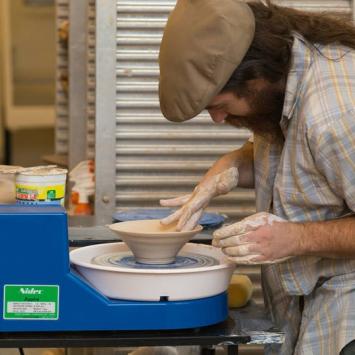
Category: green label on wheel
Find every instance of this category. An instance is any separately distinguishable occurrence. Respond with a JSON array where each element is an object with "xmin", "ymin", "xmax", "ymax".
[{"xmin": 3, "ymin": 285, "xmax": 59, "ymax": 320}]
